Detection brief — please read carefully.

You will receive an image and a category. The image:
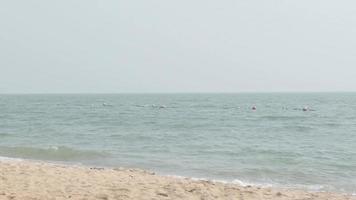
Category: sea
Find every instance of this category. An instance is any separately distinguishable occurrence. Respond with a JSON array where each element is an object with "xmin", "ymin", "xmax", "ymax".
[{"xmin": 0, "ymin": 93, "xmax": 355, "ymax": 194}]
